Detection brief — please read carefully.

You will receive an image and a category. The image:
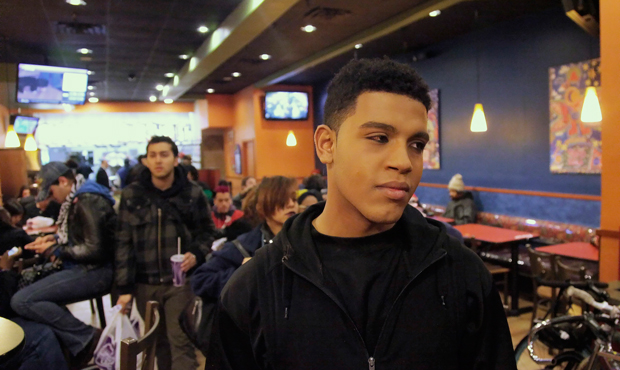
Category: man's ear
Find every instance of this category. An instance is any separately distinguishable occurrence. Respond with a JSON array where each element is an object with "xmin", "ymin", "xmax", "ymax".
[
  {"xmin": 174, "ymin": 157, "xmax": 179, "ymax": 167},
  {"xmin": 314, "ymin": 125, "xmax": 336, "ymax": 165}
]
